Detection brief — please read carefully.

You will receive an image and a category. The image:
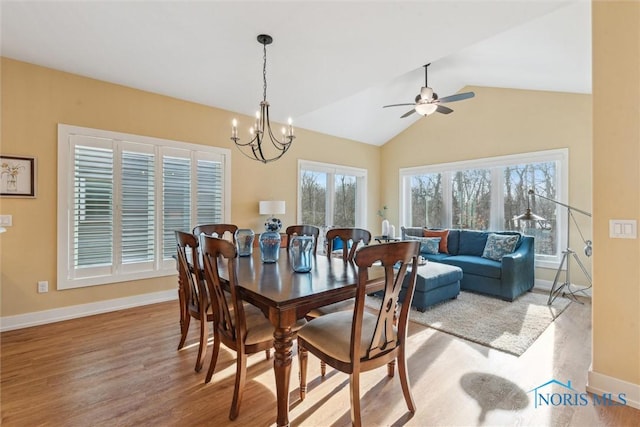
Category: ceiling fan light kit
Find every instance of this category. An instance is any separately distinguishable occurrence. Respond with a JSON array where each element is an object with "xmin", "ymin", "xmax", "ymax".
[
  {"xmin": 415, "ymin": 103, "xmax": 438, "ymax": 116},
  {"xmin": 383, "ymin": 63, "xmax": 475, "ymax": 119},
  {"xmin": 231, "ymin": 34, "xmax": 295, "ymax": 164}
]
